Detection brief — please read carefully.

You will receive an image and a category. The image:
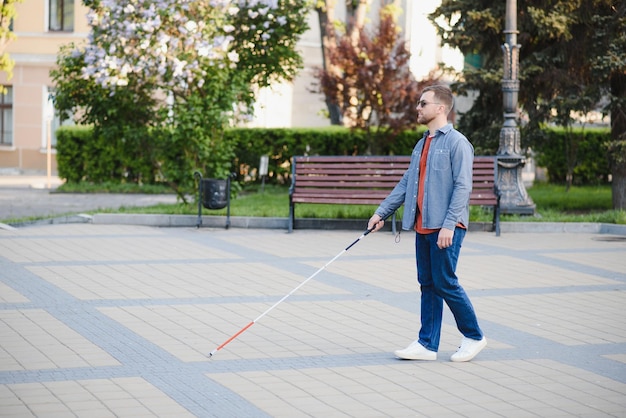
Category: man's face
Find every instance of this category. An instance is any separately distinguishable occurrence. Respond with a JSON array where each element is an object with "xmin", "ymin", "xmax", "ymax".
[{"xmin": 416, "ymin": 91, "xmax": 442, "ymax": 125}]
